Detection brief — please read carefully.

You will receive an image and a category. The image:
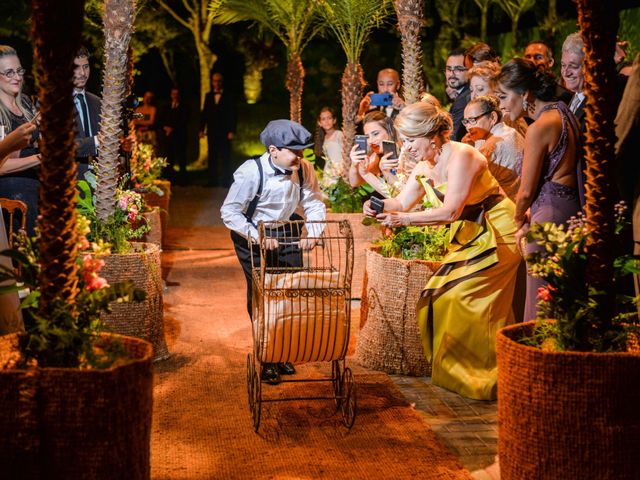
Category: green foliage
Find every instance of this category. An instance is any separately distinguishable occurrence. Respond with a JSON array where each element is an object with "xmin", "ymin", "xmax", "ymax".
[
  {"xmin": 133, "ymin": 143, "xmax": 168, "ymax": 193},
  {"xmin": 0, "ymin": 234, "xmax": 146, "ymax": 369},
  {"xmin": 373, "ymin": 225, "xmax": 449, "ymax": 261},
  {"xmin": 317, "ymin": 0, "xmax": 392, "ymax": 63},
  {"xmin": 77, "ymin": 179, "xmax": 150, "ymax": 254},
  {"xmin": 324, "ymin": 177, "xmax": 373, "ymax": 213},
  {"xmin": 526, "ymin": 204, "xmax": 640, "ymax": 352}
]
